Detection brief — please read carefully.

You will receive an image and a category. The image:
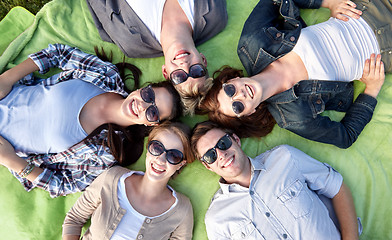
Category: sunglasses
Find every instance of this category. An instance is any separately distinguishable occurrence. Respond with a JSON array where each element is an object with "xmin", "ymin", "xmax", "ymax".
[
  {"xmin": 223, "ymin": 83, "xmax": 245, "ymax": 116},
  {"xmin": 140, "ymin": 85, "xmax": 160, "ymax": 123},
  {"xmin": 148, "ymin": 140, "xmax": 184, "ymax": 165},
  {"xmin": 201, "ymin": 134, "xmax": 233, "ymax": 164},
  {"xmin": 170, "ymin": 63, "xmax": 207, "ymax": 85}
]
